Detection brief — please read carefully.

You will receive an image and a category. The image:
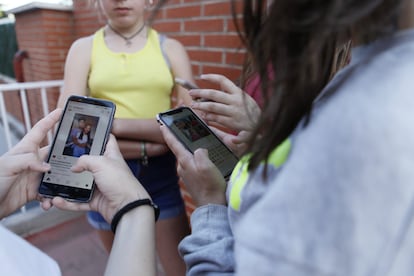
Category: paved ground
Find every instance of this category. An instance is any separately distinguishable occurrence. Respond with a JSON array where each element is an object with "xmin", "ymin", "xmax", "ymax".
[
  {"xmin": 25, "ymin": 214, "xmax": 166, "ymax": 276},
  {"xmin": 25, "ymin": 215, "xmax": 109, "ymax": 276}
]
